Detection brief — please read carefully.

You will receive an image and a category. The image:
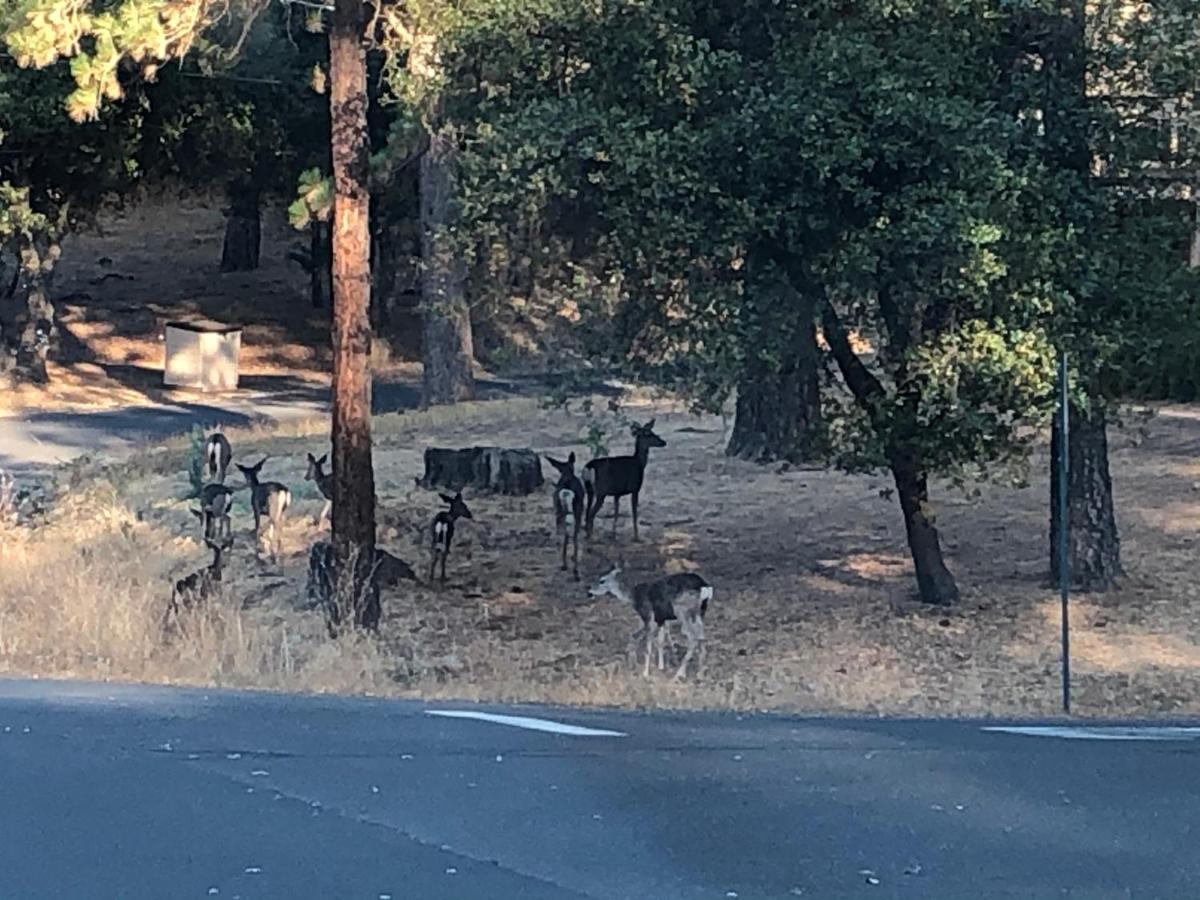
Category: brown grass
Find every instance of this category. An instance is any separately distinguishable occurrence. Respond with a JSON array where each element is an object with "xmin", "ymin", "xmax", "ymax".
[{"xmin": 3, "ymin": 396, "xmax": 1200, "ymax": 718}]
